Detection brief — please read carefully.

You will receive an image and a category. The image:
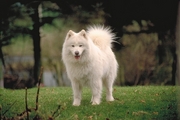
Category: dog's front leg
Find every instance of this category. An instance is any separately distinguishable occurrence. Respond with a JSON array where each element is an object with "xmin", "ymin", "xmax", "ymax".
[
  {"xmin": 71, "ymin": 81, "xmax": 82, "ymax": 106},
  {"xmin": 90, "ymin": 79, "xmax": 102, "ymax": 105}
]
